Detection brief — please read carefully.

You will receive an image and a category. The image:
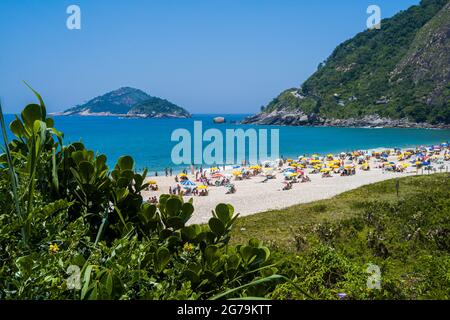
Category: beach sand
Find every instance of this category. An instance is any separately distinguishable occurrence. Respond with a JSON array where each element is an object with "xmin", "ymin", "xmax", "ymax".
[{"xmin": 142, "ymin": 156, "xmax": 446, "ymax": 225}]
